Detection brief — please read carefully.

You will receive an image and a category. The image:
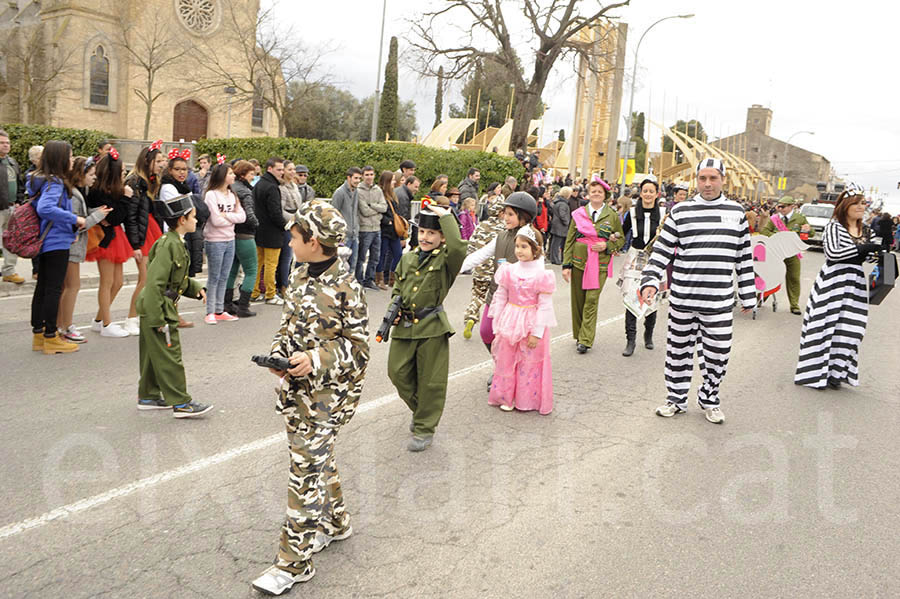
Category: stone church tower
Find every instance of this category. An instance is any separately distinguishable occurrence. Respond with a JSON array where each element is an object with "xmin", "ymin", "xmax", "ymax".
[{"xmin": 0, "ymin": 0, "xmax": 278, "ymax": 141}]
